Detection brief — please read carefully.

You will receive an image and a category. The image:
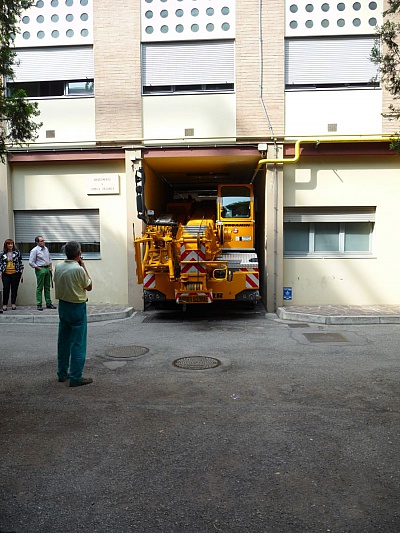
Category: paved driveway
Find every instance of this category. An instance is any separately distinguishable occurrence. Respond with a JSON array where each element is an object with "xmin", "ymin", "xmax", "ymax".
[{"xmin": 1, "ymin": 304, "xmax": 399, "ymax": 532}]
